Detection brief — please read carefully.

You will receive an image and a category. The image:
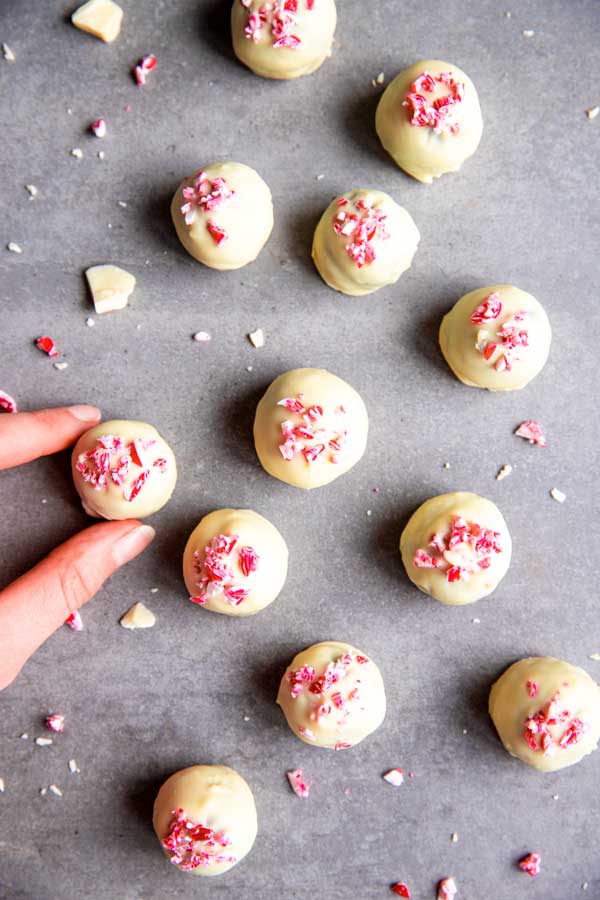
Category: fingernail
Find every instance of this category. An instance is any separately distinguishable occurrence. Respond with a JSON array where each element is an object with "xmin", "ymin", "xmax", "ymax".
[
  {"xmin": 113, "ymin": 524, "xmax": 156, "ymax": 566},
  {"xmin": 68, "ymin": 404, "xmax": 102, "ymax": 422}
]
